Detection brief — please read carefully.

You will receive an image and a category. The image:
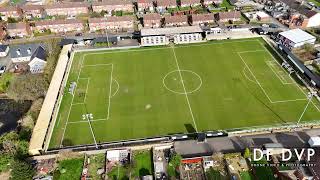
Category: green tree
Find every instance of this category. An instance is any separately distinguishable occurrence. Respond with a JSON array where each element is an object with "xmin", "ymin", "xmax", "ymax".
[
  {"xmin": 0, "ymin": 153, "xmax": 13, "ymax": 173},
  {"xmin": 10, "ymin": 160, "xmax": 35, "ymax": 180},
  {"xmin": 244, "ymin": 148, "xmax": 251, "ymax": 159},
  {"xmin": 168, "ymin": 153, "xmax": 182, "ymax": 178},
  {"xmin": 15, "ymin": 140, "xmax": 29, "ymax": 160},
  {"xmin": 206, "ymin": 167, "xmax": 222, "ymax": 180},
  {"xmin": 0, "ymin": 132, "xmax": 19, "ymax": 155},
  {"xmin": 43, "ymin": 38, "xmax": 62, "ymax": 82},
  {"xmin": 302, "ymin": 43, "xmax": 314, "ymax": 53},
  {"xmin": 0, "ymin": 73, "xmax": 14, "ymax": 93}
]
